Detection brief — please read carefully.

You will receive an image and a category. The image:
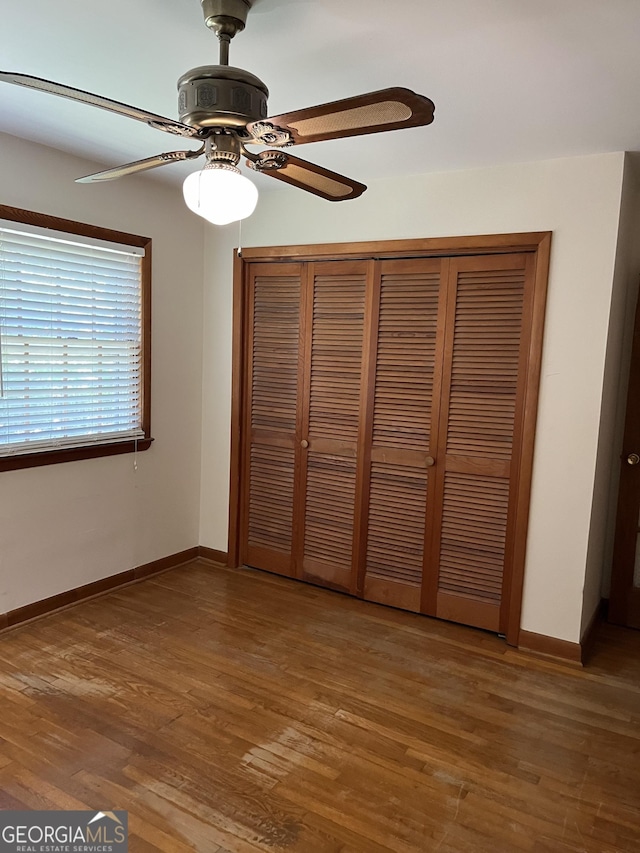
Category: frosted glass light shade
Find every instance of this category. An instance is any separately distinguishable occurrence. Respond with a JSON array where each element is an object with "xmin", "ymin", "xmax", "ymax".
[{"xmin": 182, "ymin": 165, "xmax": 258, "ymax": 225}]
